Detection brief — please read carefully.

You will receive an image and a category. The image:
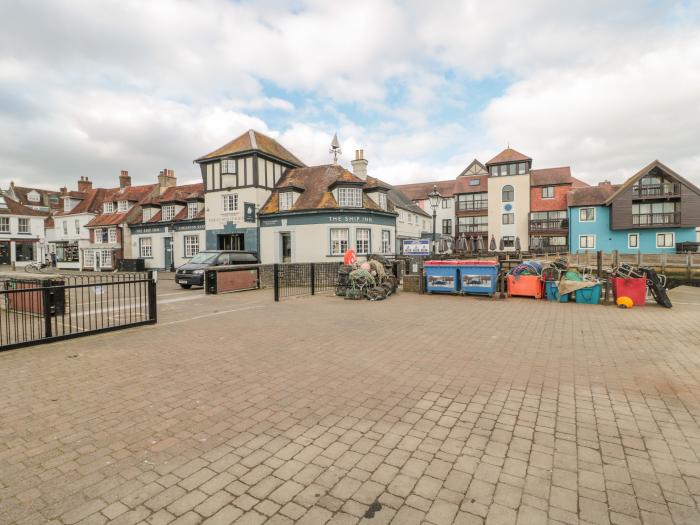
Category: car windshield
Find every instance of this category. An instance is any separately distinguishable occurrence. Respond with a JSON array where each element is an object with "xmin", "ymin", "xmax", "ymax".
[{"xmin": 188, "ymin": 252, "xmax": 219, "ymax": 265}]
